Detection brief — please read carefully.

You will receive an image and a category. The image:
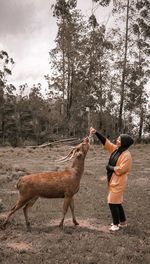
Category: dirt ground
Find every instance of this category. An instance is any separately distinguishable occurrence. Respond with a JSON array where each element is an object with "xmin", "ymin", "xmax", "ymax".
[{"xmin": 0, "ymin": 143, "xmax": 150, "ymax": 264}]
